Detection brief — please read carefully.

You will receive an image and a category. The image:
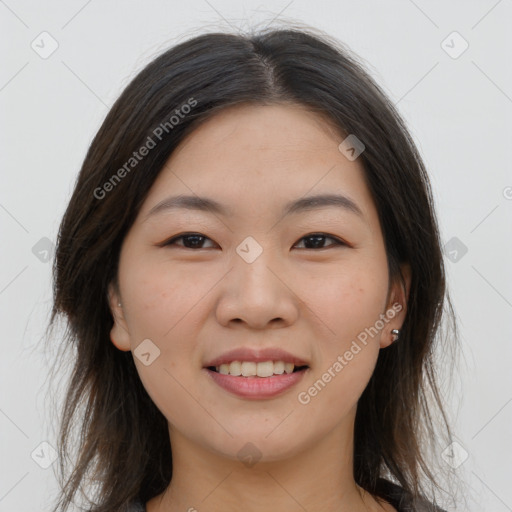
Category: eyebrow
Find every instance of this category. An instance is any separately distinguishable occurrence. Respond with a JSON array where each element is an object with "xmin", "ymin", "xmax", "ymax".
[{"xmin": 145, "ymin": 193, "xmax": 364, "ymax": 220}]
